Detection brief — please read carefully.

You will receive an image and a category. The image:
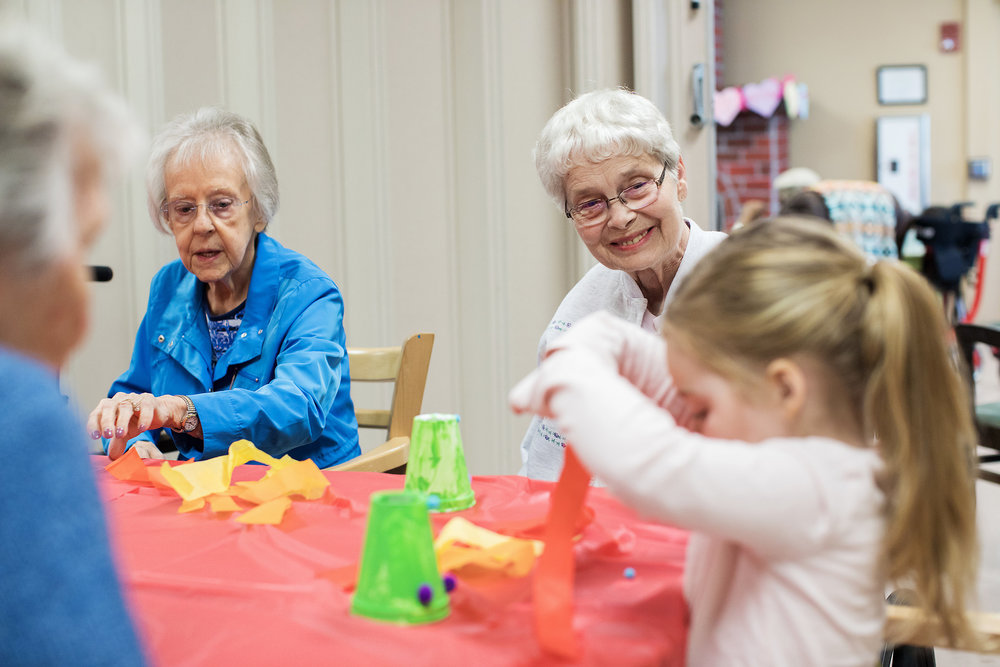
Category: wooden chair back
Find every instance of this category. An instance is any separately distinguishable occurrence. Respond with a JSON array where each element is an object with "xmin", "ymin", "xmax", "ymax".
[
  {"xmin": 327, "ymin": 333, "xmax": 434, "ymax": 473},
  {"xmin": 884, "ymin": 603, "xmax": 1000, "ymax": 656}
]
